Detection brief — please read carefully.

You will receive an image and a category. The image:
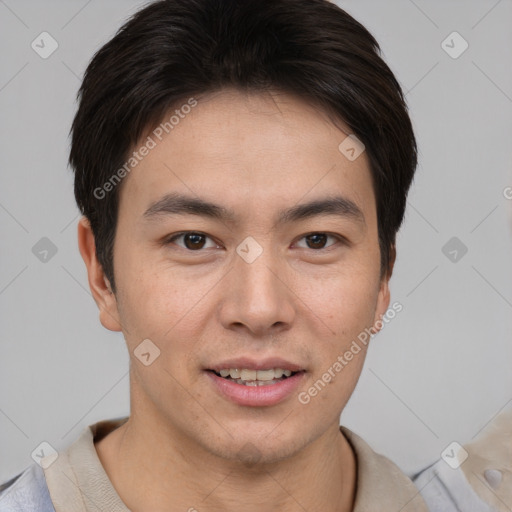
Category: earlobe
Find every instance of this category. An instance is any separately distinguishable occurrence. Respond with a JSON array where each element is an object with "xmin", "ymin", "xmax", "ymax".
[{"xmin": 77, "ymin": 216, "xmax": 122, "ymax": 332}]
